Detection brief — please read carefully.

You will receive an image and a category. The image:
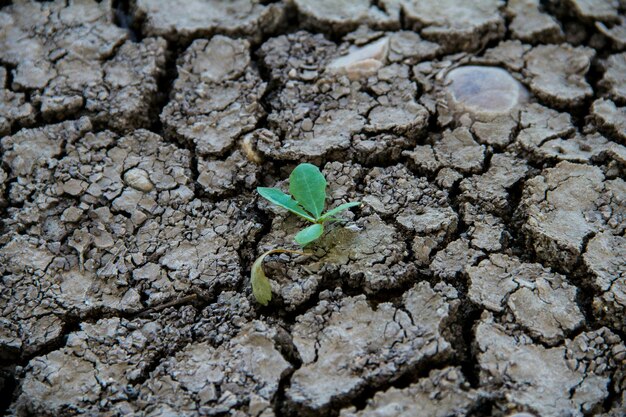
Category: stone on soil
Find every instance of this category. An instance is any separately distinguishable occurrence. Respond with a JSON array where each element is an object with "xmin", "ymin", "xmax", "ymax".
[{"xmin": 445, "ymin": 66, "xmax": 528, "ymax": 120}]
